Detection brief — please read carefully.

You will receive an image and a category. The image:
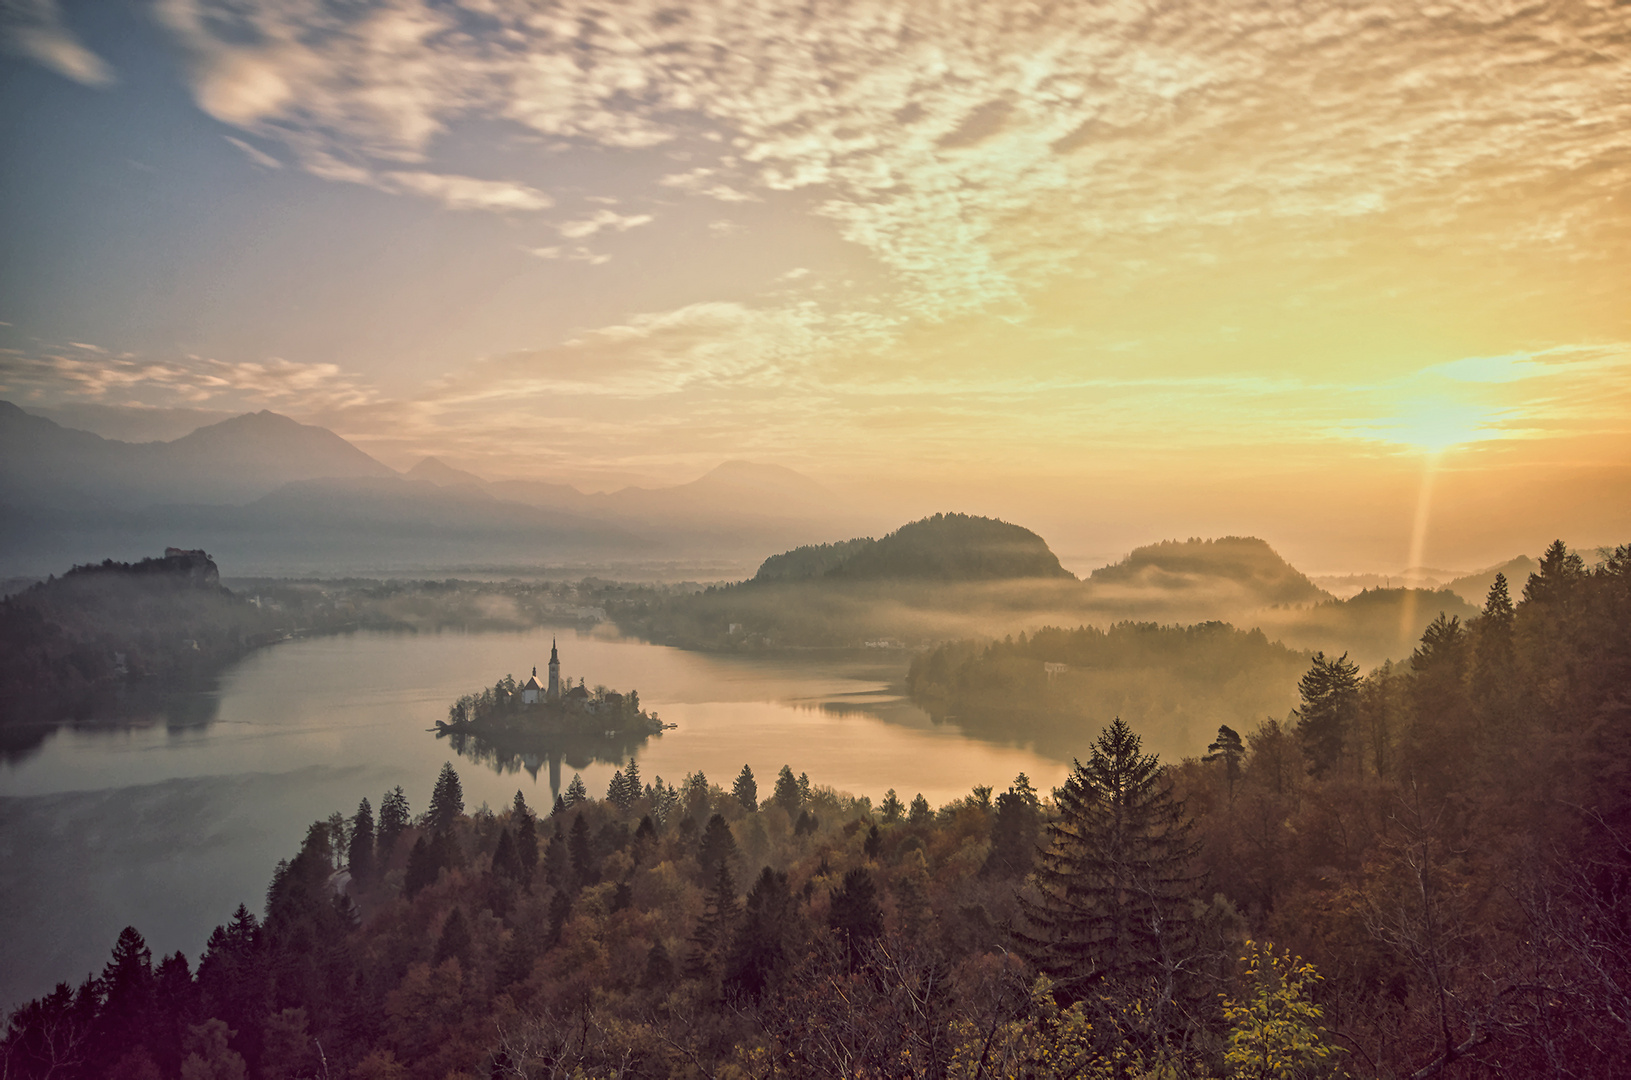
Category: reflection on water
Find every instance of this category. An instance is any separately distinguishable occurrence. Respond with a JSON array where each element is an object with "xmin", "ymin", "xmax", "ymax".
[
  {"xmin": 438, "ymin": 727, "xmax": 656, "ymax": 793},
  {"xmin": 0, "ymin": 627, "xmax": 1070, "ymax": 1009}
]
